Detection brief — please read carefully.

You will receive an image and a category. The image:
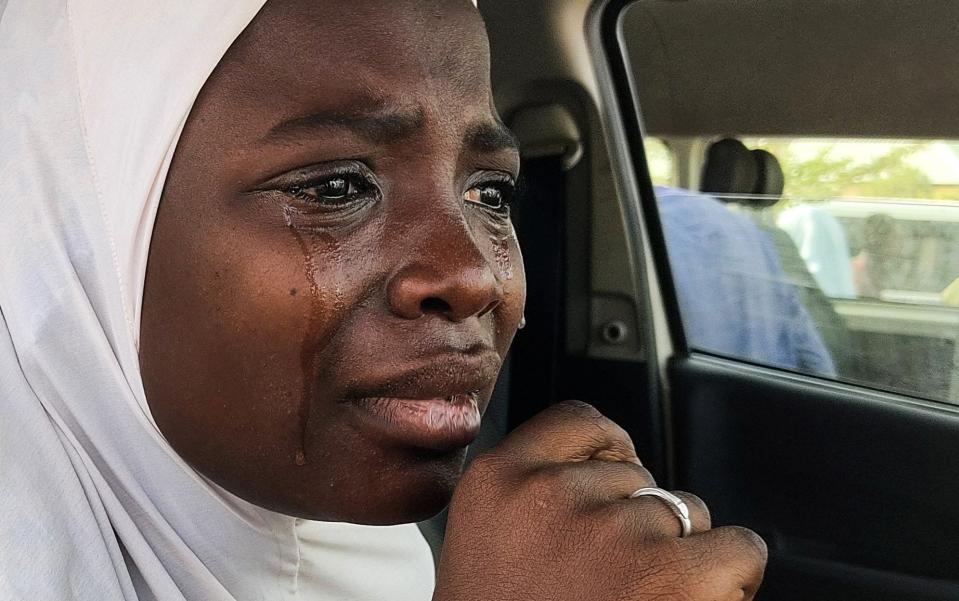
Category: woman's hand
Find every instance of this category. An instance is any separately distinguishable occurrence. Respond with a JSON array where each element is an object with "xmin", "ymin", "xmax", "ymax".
[{"xmin": 434, "ymin": 401, "xmax": 767, "ymax": 601}]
